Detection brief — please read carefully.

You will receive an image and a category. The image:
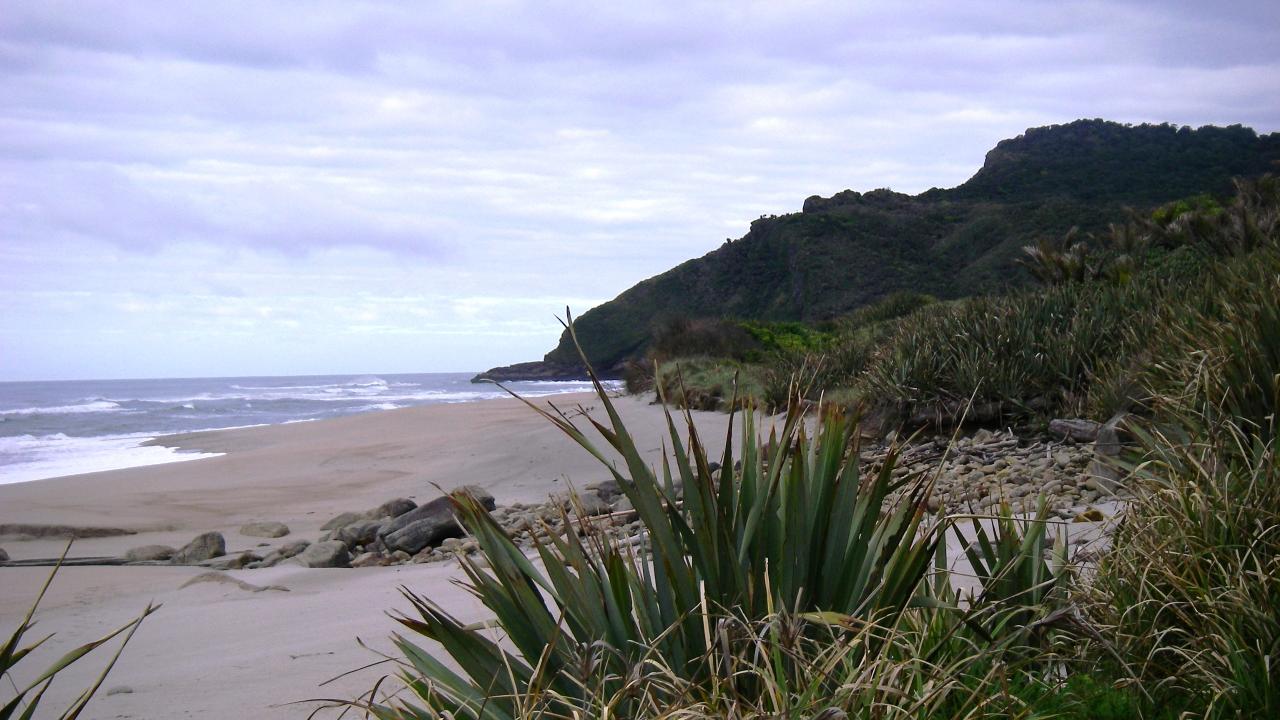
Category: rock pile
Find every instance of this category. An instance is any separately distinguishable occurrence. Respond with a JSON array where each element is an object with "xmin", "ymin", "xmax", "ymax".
[{"xmin": 877, "ymin": 424, "xmax": 1126, "ymax": 518}]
